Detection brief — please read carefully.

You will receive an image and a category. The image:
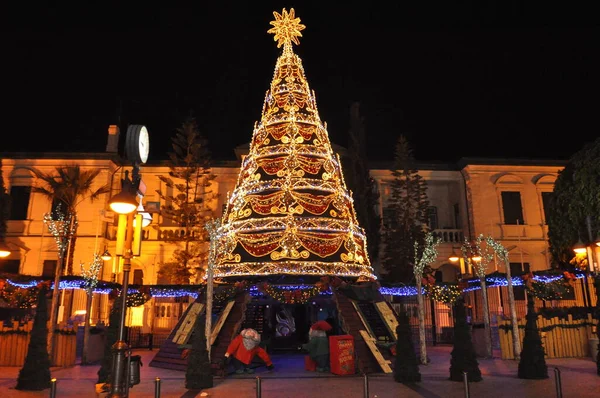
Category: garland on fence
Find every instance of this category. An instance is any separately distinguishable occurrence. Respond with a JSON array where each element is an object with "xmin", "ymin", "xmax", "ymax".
[
  {"xmin": 499, "ymin": 321, "xmax": 596, "ymax": 333},
  {"xmin": 0, "ymin": 329, "xmax": 28, "ymax": 335},
  {"xmin": 423, "ymin": 283, "xmax": 463, "ymax": 304},
  {"xmin": 0, "ymin": 269, "xmax": 591, "ymax": 303},
  {"xmin": 522, "ymin": 271, "xmax": 577, "ymax": 301}
]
